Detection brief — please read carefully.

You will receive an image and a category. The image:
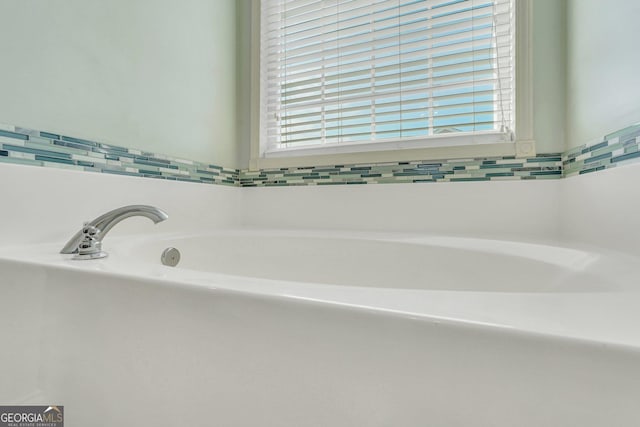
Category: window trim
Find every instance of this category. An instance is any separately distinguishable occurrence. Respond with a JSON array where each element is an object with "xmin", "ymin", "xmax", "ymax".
[{"xmin": 249, "ymin": 0, "xmax": 534, "ymax": 170}]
